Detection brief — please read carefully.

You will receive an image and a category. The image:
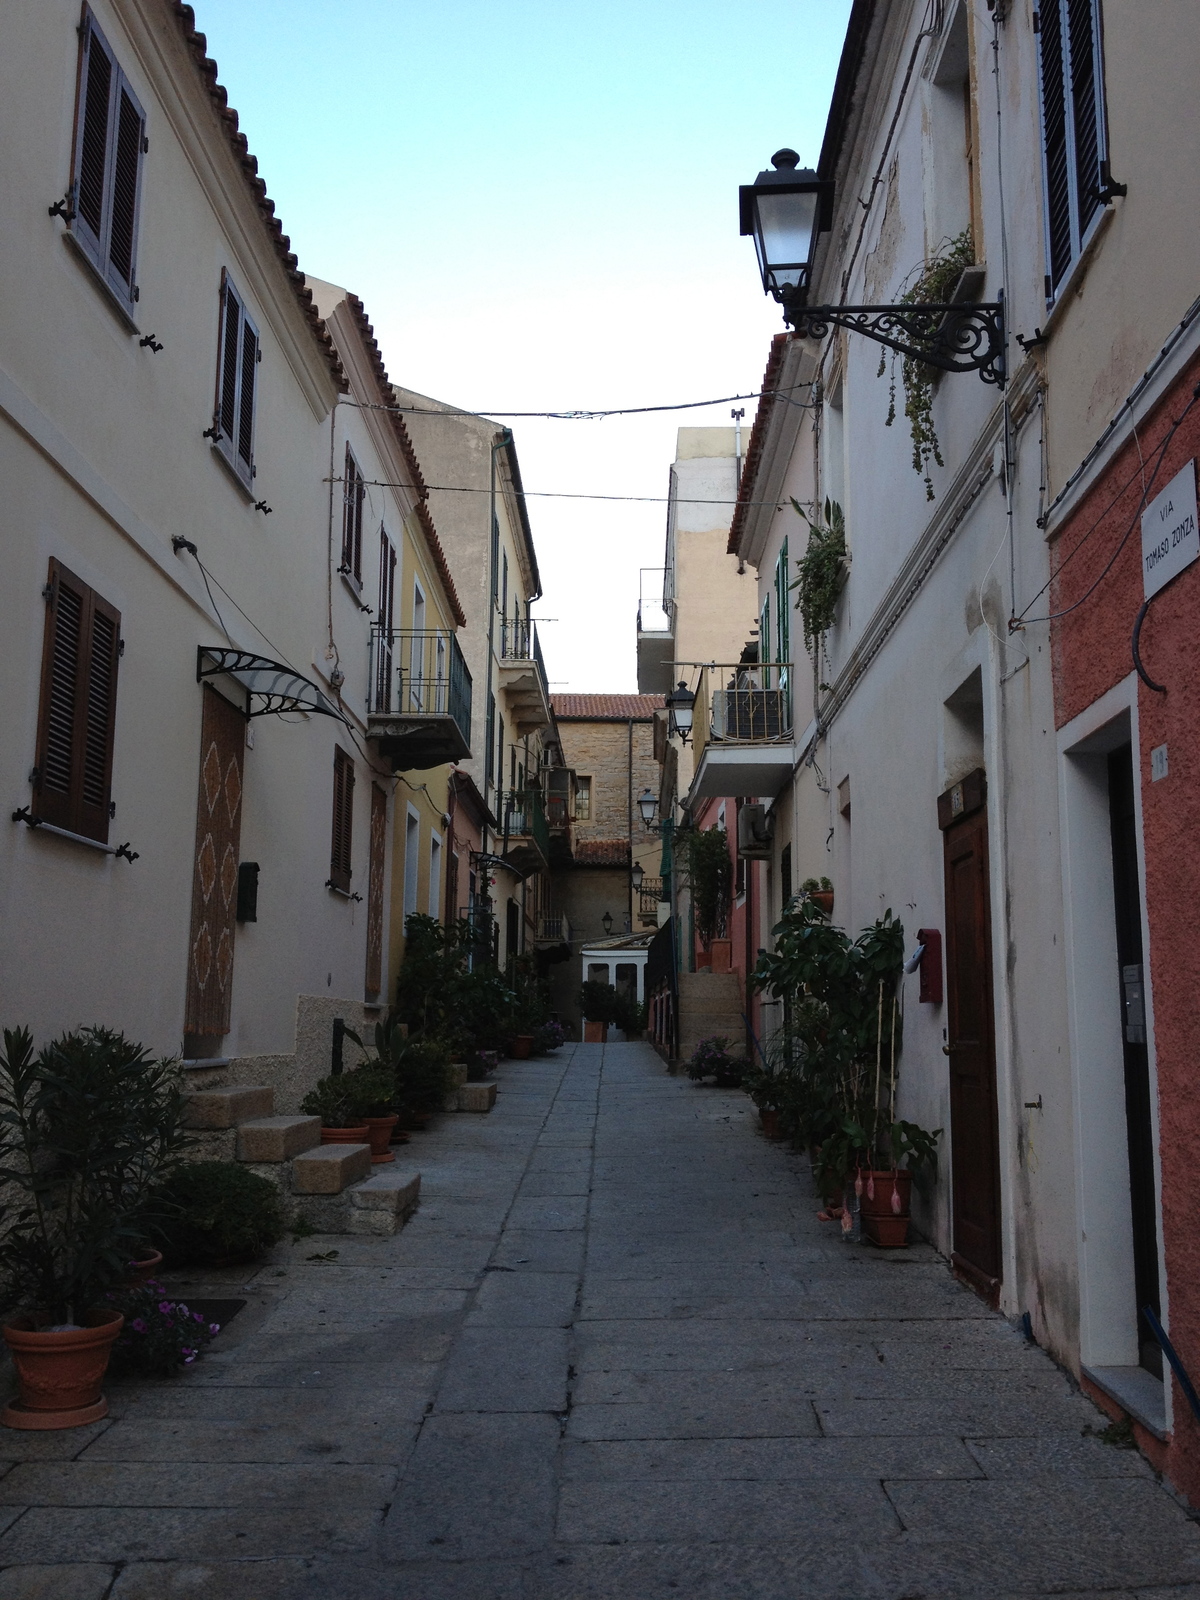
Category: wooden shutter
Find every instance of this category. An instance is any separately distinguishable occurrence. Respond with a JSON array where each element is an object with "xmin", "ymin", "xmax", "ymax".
[
  {"xmin": 1066, "ymin": 0, "xmax": 1102, "ymax": 241},
  {"xmin": 70, "ymin": 10, "xmax": 145, "ymax": 311},
  {"xmin": 1037, "ymin": 0, "xmax": 1107, "ymax": 300},
  {"xmin": 341, "ymin": 448, "xmax": 364, "ymax": 580},
  {"xmin": 365, "ymin": 783, "xmax": 388, "ymax": 997},
  {"xmin": 32, "ymin": 559, "xmax": 120, "ymax": 843},
  {"xmin": 184, "ymin": 686, "xmax": 245, "ymax": 1037},
  {"xmin": 774, "ymin": 539, "xmax": 790, "ymax": 664},
  {"xmin": 330, "ymin": 746, "xmax": 355, "ymax": 893},
  {"xmin": 212, "ymin": 273, "xmax": 259, "ymax": 488}
]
